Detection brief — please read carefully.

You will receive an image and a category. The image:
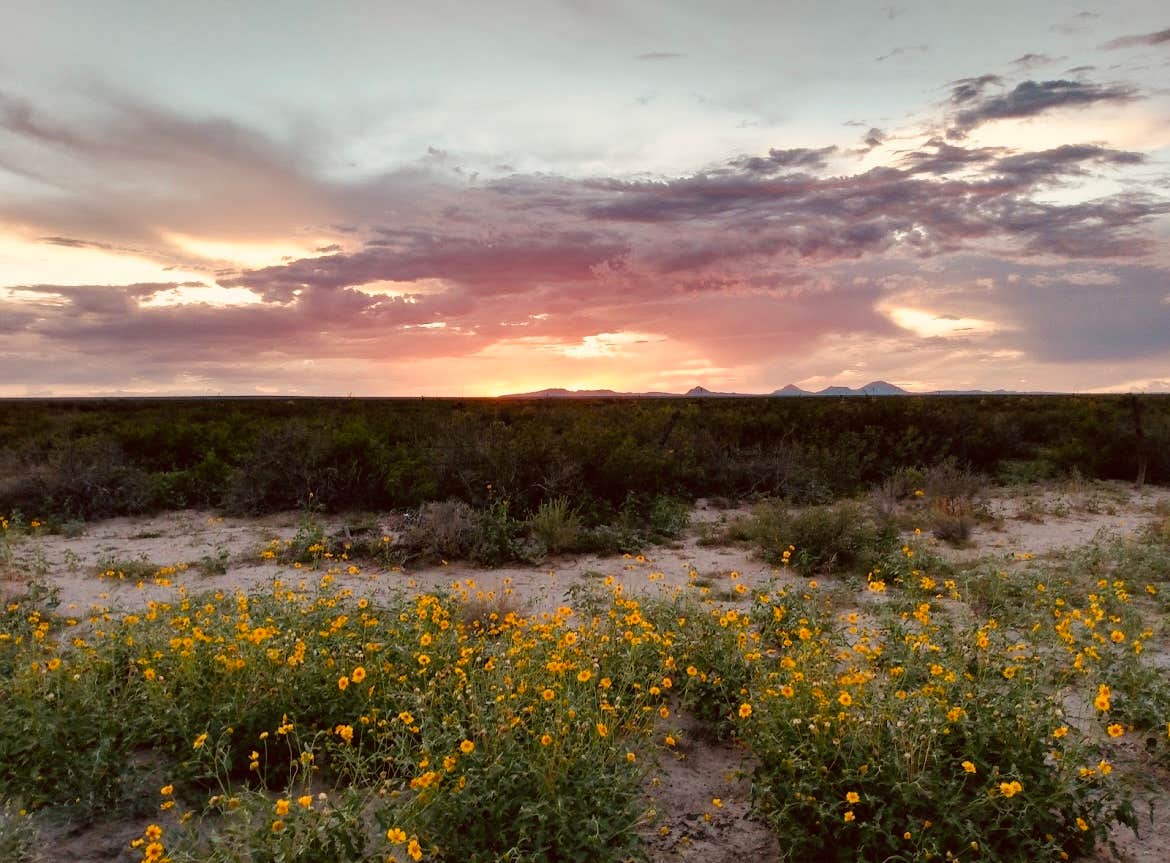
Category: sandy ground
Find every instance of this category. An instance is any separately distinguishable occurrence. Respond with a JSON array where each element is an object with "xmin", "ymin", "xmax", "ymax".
[
  {"xmin": 5, "ymin": 482, "xmax": 1168, "ymax": 618},
  {"xmin": 4, "ymin": 480, "xmax": 1170, "ymax": 862}
]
